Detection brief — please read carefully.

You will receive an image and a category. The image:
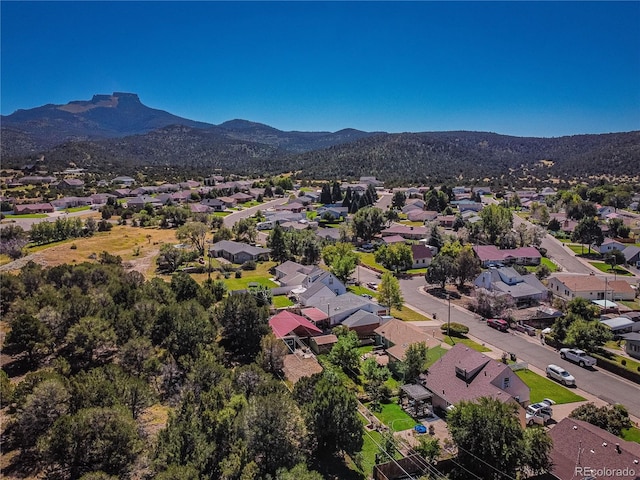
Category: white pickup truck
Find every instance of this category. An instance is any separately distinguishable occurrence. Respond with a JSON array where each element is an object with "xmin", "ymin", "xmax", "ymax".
[
  {"xmin": 559, "ymin": 348, "xmax": 597, "ymax": 368},
  {"xmin": 526, "ymin": 399, "xmax": 555, "ymax": 426}
]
